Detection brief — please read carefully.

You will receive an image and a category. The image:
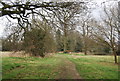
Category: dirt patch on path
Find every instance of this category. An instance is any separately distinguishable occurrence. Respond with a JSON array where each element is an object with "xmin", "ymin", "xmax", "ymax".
[{"xmin": 55, "ymin": 55, "xmax": 81, "ymax": 79}]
